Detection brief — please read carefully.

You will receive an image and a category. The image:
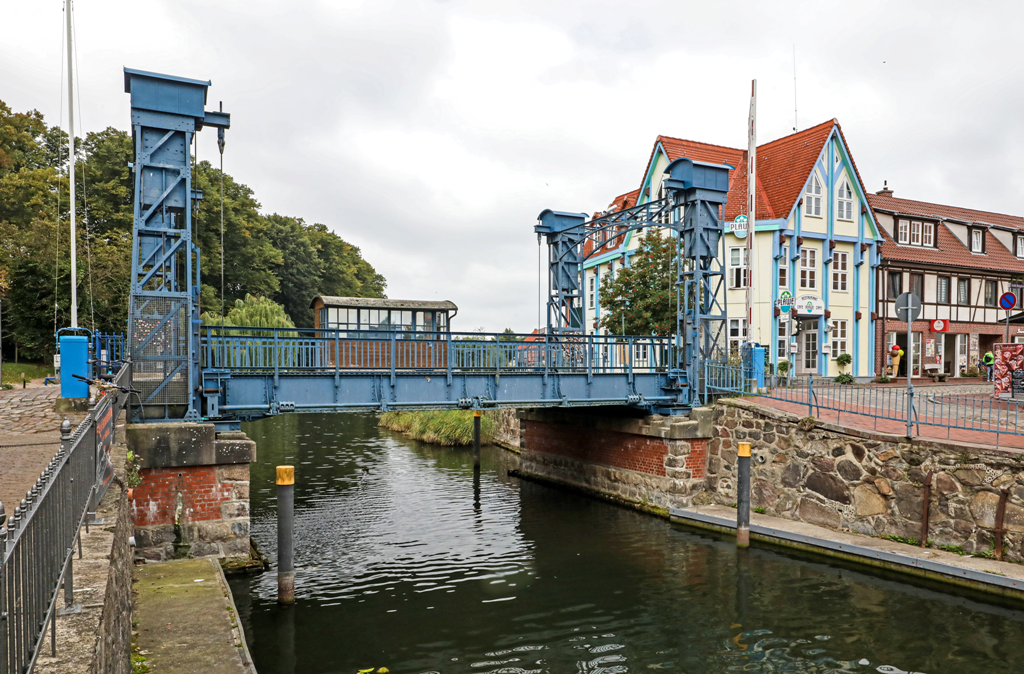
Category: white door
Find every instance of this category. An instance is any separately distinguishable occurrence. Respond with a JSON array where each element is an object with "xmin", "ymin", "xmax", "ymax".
[
  {"xmin": 800, "ymin": 328, "xmax": 818, "ymax": 375},
  {"xmin": 956, "ymin": 334, "xmax": 968, "ymax": 376}
]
